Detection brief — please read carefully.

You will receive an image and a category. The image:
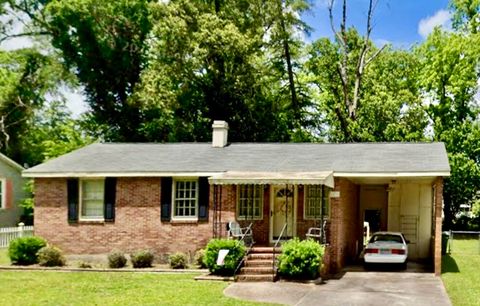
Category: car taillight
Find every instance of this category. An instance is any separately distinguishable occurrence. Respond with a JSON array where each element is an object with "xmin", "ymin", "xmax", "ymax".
[
  {"xmin": 365, "ymin": 248, "xmax": 379, "ymax": 254},
  {"xmin": 391, "ymin": 249, "xmax": 405, "ymax": 255}
]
